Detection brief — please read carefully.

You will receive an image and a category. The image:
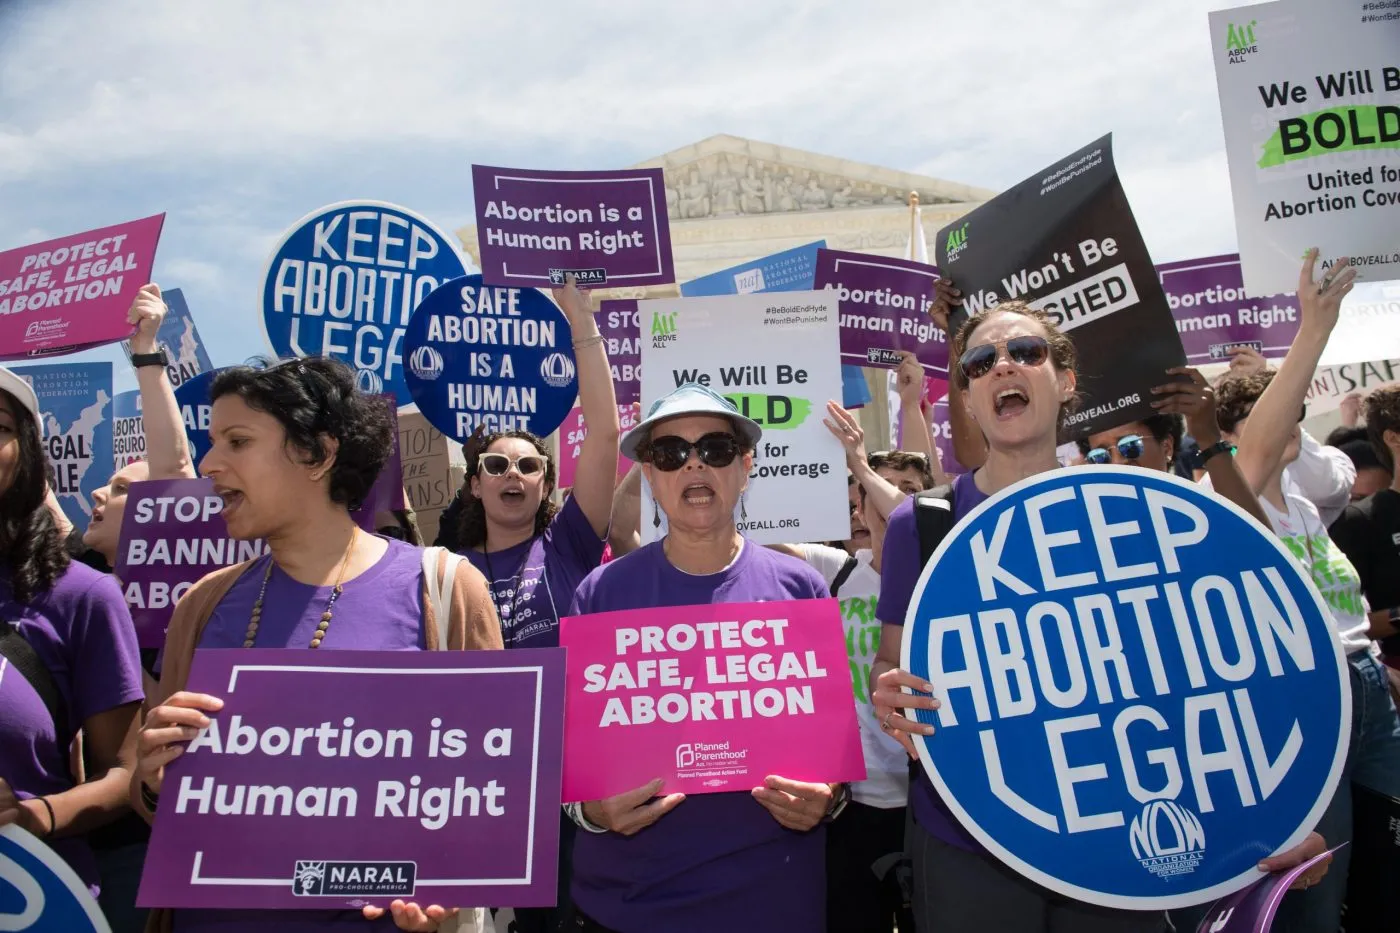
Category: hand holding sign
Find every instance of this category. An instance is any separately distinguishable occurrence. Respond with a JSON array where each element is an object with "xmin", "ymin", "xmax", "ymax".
[
  {"xmin": 135, "ymin": 691, "xmax": 224, "ymax": 796},
  {"xmin": 870, "ymin": 667, "xmax": 938, "ymax": 758},
  {"xmin": 927, "ymin": 278, "xmax": 962, "ymax": 335},
  {"xmin": 750, "ymin": 775, "xmax": 834, "ymax": 832},
  {"xmin": 127, "ymin": 282, "xmax": 167, "ymax": 355},
  {"xmin": 1151, "ymin": 368, "xmax": 1223, "ymax": 447},
  {"xmin": 581, "ymin": 778, "xmax": 686, "ymax": 836},
  {"xmin": 894, "ymin": 352, "xmax": 925, "ymax": 409},
  {"xmin": 0, "ymin": 776, "xmax": 20, "ymax": 827},
  {"xmin": 1259, "ymin": 831, "xmax": 1330, "ymax": 892},
  {"xmin": 361, "ymin": 900, "xmax": 457, "ymax": 931}
]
